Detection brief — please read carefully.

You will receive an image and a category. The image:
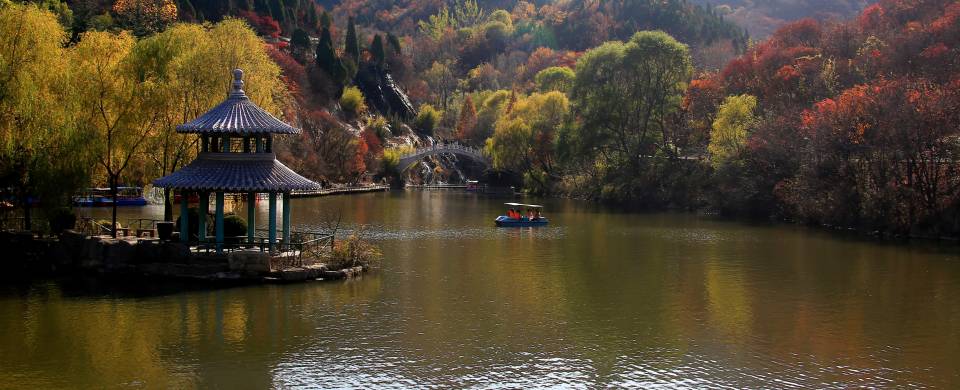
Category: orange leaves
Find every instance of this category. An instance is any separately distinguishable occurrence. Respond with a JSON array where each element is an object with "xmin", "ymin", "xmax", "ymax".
[
  {"xmin": 775, "ymin": 65, "xmax": 801, "ymax": 81},
  {"xmin": 858, "ymin": 4, "xmax": 885, "ymax": 32},
  {"xmin": 920, "ymin": 42, "xmax": 950, "ymax": 59}
]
